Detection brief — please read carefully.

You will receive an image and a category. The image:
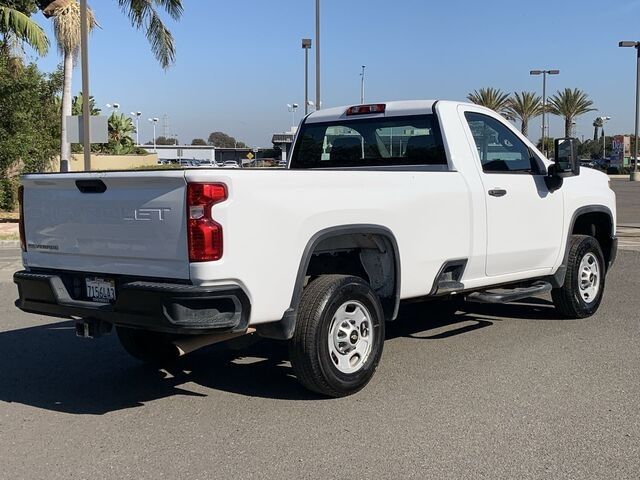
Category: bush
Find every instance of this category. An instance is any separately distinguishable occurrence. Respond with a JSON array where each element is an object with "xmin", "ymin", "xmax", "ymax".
[
  {"xmin": 0, "ymin": 177, "xmax": 18, "ymax": 211},
  {"xmin": 133, "ymin": 147, "xmax": 149, "ymax": 155}
]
